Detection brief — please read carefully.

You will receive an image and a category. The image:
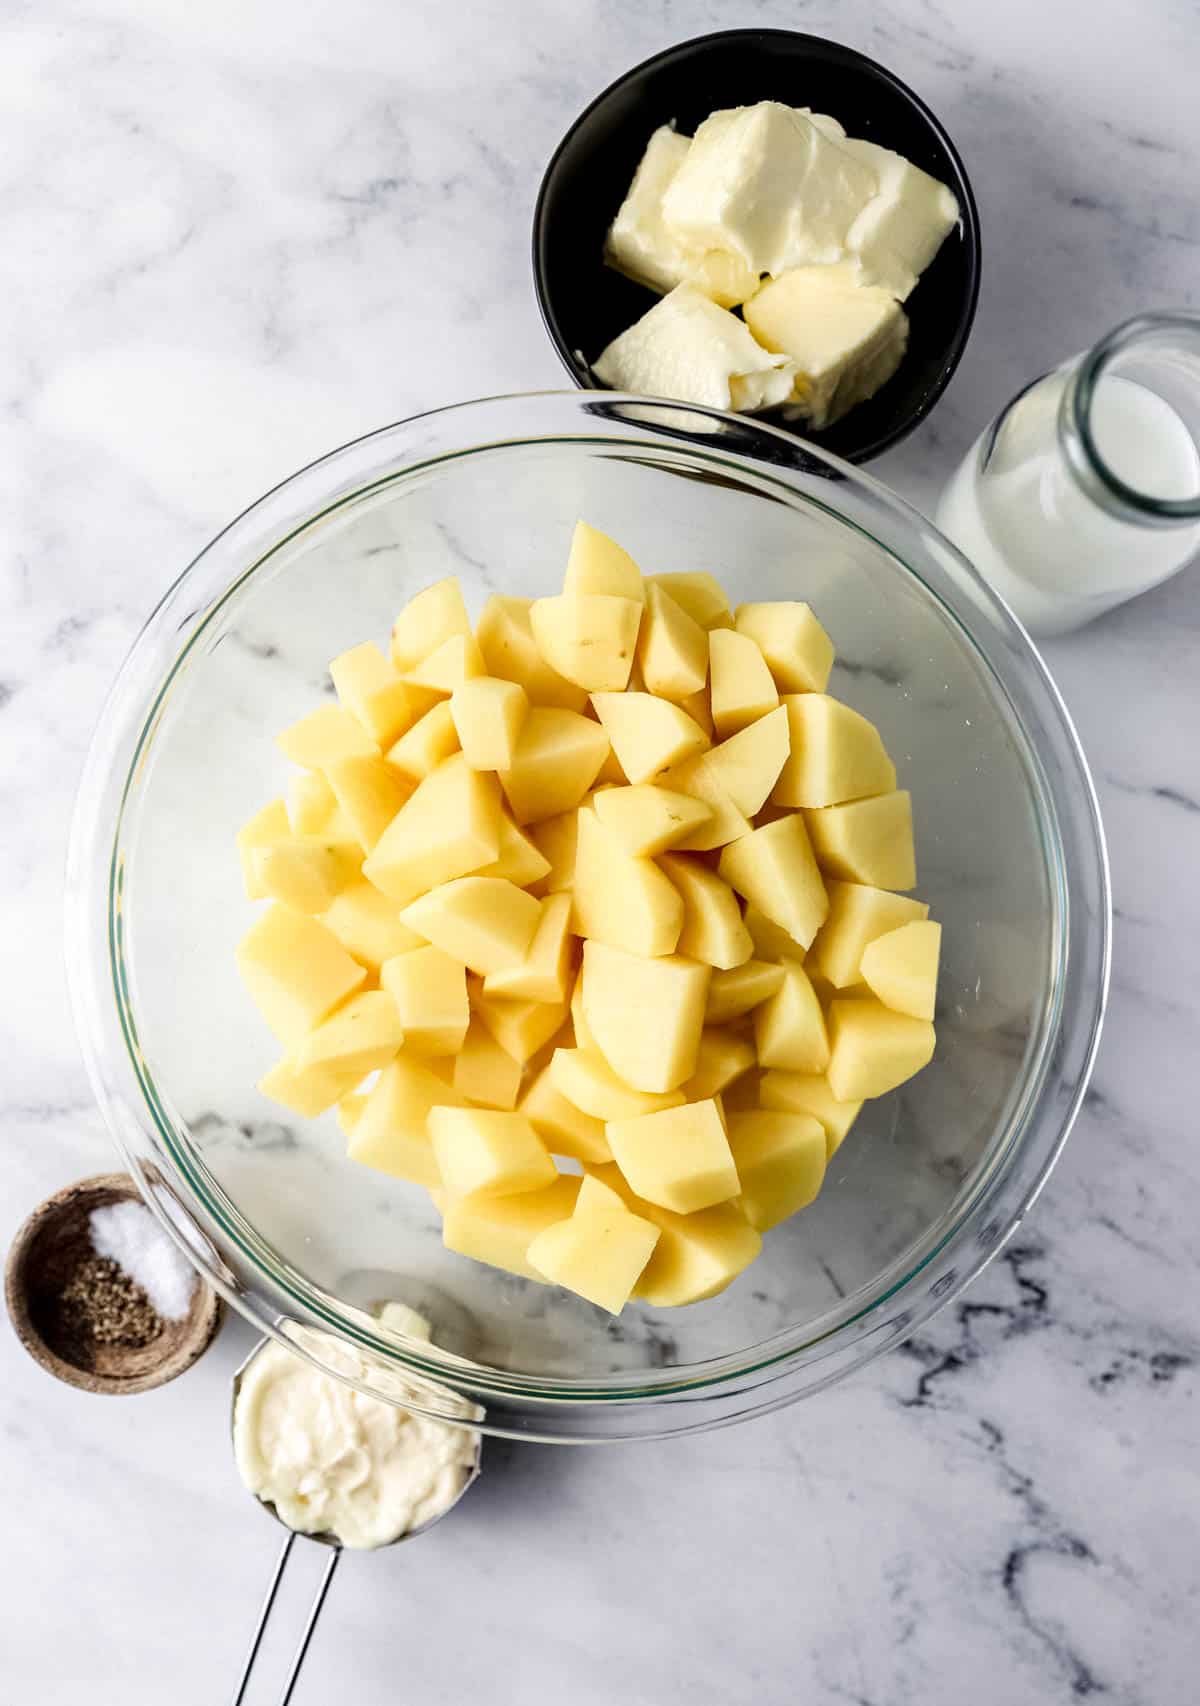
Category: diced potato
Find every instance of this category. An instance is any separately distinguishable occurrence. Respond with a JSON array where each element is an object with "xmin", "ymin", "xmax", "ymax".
[
  {"xmin": 549, "ymin": 1048, "xmax": 685, "ymax": 1121},
  {"xmin": 250, "ymin": 837, "xmax": 361, "ymax": 913},
  {"xmin": 607, "ymin": 1098, "xmax": 740, "ymax": 1214},
  {"xmin": 258, "ymin": 1055, "xmax": 362, "ymax": 1119},
  {"xmin": 443, "ymin": 1176, "xmax": 582, "ymax": 1282},
  {"xmin": 726, "ymin": 1111, "xmax": 826, "ymax": 1230},
  {"xmin": 472, "ymin": 812, "xmax": 552, "ymax": 887},
  {"xmin": 658, "ymin": 855, "xmax": 753, "ymax": 970},
  {"xmin": 733, "ymin": 602, "xmax": 835, "ymax": 694},
  {"xmin": 236, "ymin": 905, "xmax": 366, "ymax": 1046},
  {"xmin": 473, "ymin": 990, "xmax": 569, "ymax": 1066},
  {"xmin": 526, "ymin": 1174, "xmax": 660, "ymax": 1314},
  {"xmin": 743, "ymin": 903, "xmax": 806, "ymax": 963},
  {"xmin": 529, "ymin": 593, "xmax": 643, "ymax": 691},
  {"xmin": 428, "ymin": 1107, "xmax": 556, "ymax": 1200},
  {"xmin": 322, "ymin": 880, "xmax": 424, "ymax": 970},
  {"xmin": 806, "ymin": 790, "xmax": 916, "ymax": 891},
  {"xmin": 336, "ymin": 1092, "xmax": 367, "ymax": 1136},
  {"xmin": 718, "ymin": 815, "xmax": 829, "ymax": 949},
  {"xmin": 653, "ymin": 751, "xmax": 751, "ymax": 850},
  {"xmin": 564, "ymin": 520, "xmax": 645, "ymax": 603},
  {"xmin": 572, "ymin": 805, "xmax": 684, "ymax": 958},
  {"xmin": 528, "ymin": 809, "xmax": 578, "ymax": 893},
  {"xmin": 594, "ymin": 747, "xmax": 629, "ymax": 786},
  {"xmin": 238, "ymin": 799, "xmax": 292, "ymax": 900},
  {"xmin": 704, "ymin": 705, "xmax": 790, "ymax": 816},
  {"xmin": 592, "ymin": 783, "xmax": 712, "ymax": 856},
  {"xmin": 589, "ymin": 1165, "xmax": 761, "ymax": 1306},
  {"xmin": 860, "ymin": 919, "xmax": 941, "ymax": 1021},
  {"xmin": 705, "ymin": 959, "xmax": 786, "ymax": 1025},
  {"xmin": 754, "ymin": 960, "xmax": 830, "ymax": 1072},
  {"xmin": 519, "ymin": 1066, "xmax": 612, "ymax": 1164},
  {"xmin": 722, "ymin": 1067, "xmax": 765, "ymax": 1113},
  {"xmin": 323, "ymin": 755, "xmax": 412, "ymax": 851},
  {"xmin": 292, "ymin": 989, "xmax": 404, "ymax": 1078},
  {"xmin": 285, "ymin": 773, "xmax": 337, "ymax": 837},
  {"xmin": 569, "ymin": 967, "xmax": 596, "ymax": 1051},
  {"xmin": 450, "ymin": 676, "xmax": 530, "ymax": 772},
  {"xmin": 498, "ymin": 707, "xmax": 610, "ymax": 824},
  {"xmin": 709, "ymin": 628, "xmax": 779, "ymax": 738},
  {"xmin": 637, "ymin": 582, "xmax": 708, "ymax": 702},
  {"xmin": 403, "ymin": 632, "xmax": 485, "ymax": 697},
  {"xmin": 475, "ymin": 594, "xmax": 589, "ymax": 712},
  {"xmin": 484, "ymin": 892, "xmax": 574, "ymax": 1003},
  {"xmin": 385, "ymin": 701, "xmax": 461, "ymax": 782},
  {"xmin": 451, "ymin": 1018, "xmax": 524, "ymax": 1109},
  {"xmin": 390, "ymin": 577, "xmax": 471, "ymax": 672},
  {"xmin": 808, "ymin": 880, "xmax": 929, "ymax": 988},
  {"xmin": 277, "ymin": 705, "xmax": 378, "ymax": 768},
  {"xmin": 363, "ymin": 756, "xmax": 502, "ymax": 906},
  {"xmin": 682, "ymin": 1027, "xmax": 757, "ymax": 1100},
  {"xmin": 590, "ymin": 692, "xmax": 709, "ymax": 783},
  {"xmin": 347, "ymin": 1056, "xmax": 467, "ymax": 1188},
  {"xmin": 759, "ymin": 1070, "xmax": 862, "ymax": 1158},
  {"xmin": 401, "ymin": 876, "xmax": 541, "ymax": 976},
  {"xmin": 772, "ymin": 694, "xmax": 897, "ymax": 808},
  {"xmin": 647, "ymin": 572, "xmax": 732, "ymax": 630},
  {"xmin": 381, "ymin": 946, "xmax": 469, "ymax": 1055},
  {"xmin": 581, "ymin": 939, "xmax": 709, "ymax": 1093},
  {"xmin": 826, "ymin": 999, "xmax": 936, "ymax": 1100},
  {"xmin": 330, "ymin": 641, "xmax": 436, "ymax": 747}
]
